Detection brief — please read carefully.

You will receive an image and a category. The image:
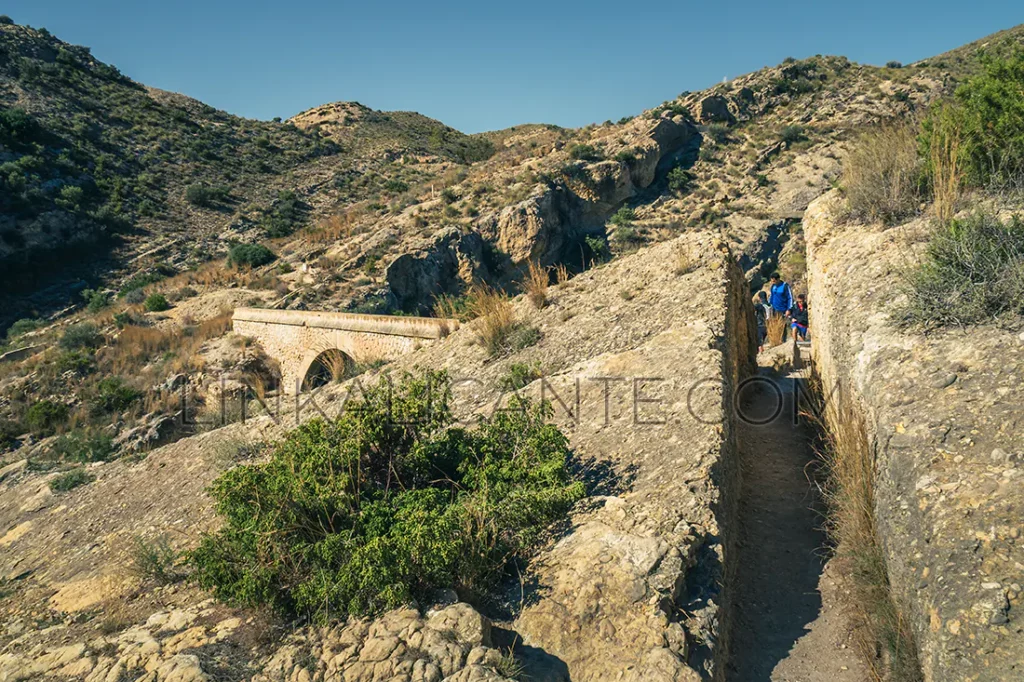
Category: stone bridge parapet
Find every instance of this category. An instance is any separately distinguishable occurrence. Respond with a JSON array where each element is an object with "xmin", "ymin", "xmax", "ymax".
[{"xmin": 231, "ymin": 307, "xmax": 458, "ymax": 393}]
